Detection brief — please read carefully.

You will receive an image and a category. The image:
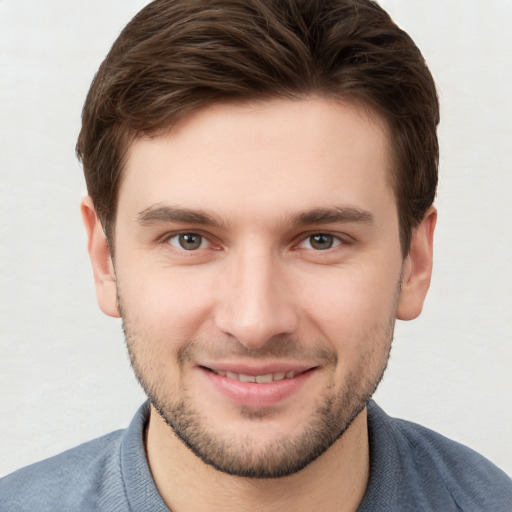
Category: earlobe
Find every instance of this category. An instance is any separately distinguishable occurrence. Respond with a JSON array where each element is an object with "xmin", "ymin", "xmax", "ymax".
[
  {"xmin": 81, "ymin": 197, "xmax": 120, "ymax": 318},
  {"xmin": 396, "ymin": 206, "xmax": 437, "ymax": 321}
]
